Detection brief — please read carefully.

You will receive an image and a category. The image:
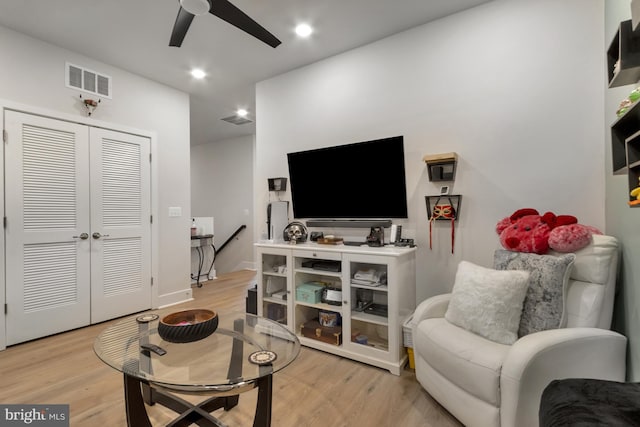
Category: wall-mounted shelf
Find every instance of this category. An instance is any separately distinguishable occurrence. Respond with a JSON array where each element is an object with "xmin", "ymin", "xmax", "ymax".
[
  {"xmin": 425, "ymin": 195, "xmax": 462, "ymax": 221},
  {"xmin": 608, "ymin": 20, "xmax": 640, "ymax": 207},
  {"xmin": 423, "ymin": 152, "xmax": 457, "ymax": 182},
  {"xmin": 608, "ymin": 20, "xmax": 640, "ymax": 88},
  {"xmin": 268, "ymin": 177, "xmax": 287, "ymax": 191},
  {"xmin": 625, "ymin": 130, "xmax": 640, "ymax": 207},
  {"xmin": 610, "ymin": 97, "xmax": 640, "ymax": 175},
  {"xmin": 610, "ymin": 101, "xmax": 640, "ymax": 204}
]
